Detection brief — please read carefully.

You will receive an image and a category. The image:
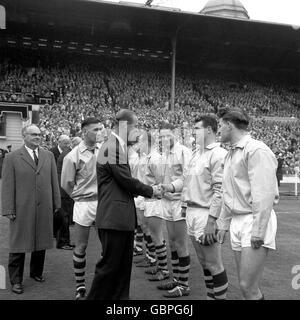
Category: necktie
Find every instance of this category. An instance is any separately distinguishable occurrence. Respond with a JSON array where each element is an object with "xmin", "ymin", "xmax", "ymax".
[{"xmin": 33, "ymin": 150, "xmax": 38, "ymax": 166}]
